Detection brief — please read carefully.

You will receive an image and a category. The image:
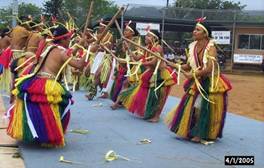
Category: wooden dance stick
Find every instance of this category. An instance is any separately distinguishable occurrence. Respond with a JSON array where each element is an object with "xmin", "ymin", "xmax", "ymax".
[
  {"xmin": 162, "ymin": 39, "xmax": 176, "ymax": 55},
  {"xmin": 85, "ymin": 30, "xmax": 120, "ymax": 61},
  {"xmin": 101, "ymin": 44, "xmax": 139, "ymax": 65},
  {"xmin": 83, "ymin": 0, "xmax": 94, "ymax": 34},
  {"xmin": 114, "ymin": 20, "xmax": 123, "ymax": 37},
  {"xmin": 84, "ymin": 21, "xmax": 134, "ymax": 65},
  {"xmin": 100, "ymin": 45, "xmax": 124, "ymax": 63},
  {"xmin": 162, "ymin": 39, "xmax": 183, "ymax": 64},
  {"xmin": 122, "ymin": 37, "xmax": 184, "ymax": 72},
  {"xmin": 96, "ymin": 6, "xmax": 125, "ymax": 44}
]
